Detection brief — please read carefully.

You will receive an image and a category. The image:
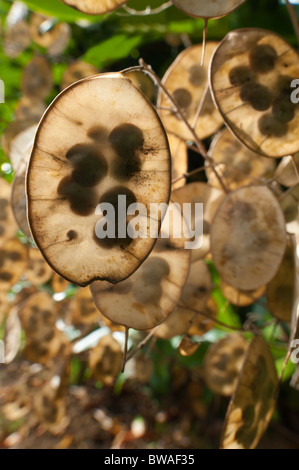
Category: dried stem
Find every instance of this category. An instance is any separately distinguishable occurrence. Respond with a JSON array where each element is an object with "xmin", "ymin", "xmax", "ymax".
[
  {"xmin": 127, "ymin": 327, "xmax": 158, "ymax": 361},
  {"xmin": 286, "ymin": 0, "xmax": 299, "ymax": 44},
  {"xmin": 139, "ymin": 59, "xmax": 229, "ymax": 194},
  {"xmin": 121, "ymin": 326, "xmax": 129, "ymax": 372}
]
